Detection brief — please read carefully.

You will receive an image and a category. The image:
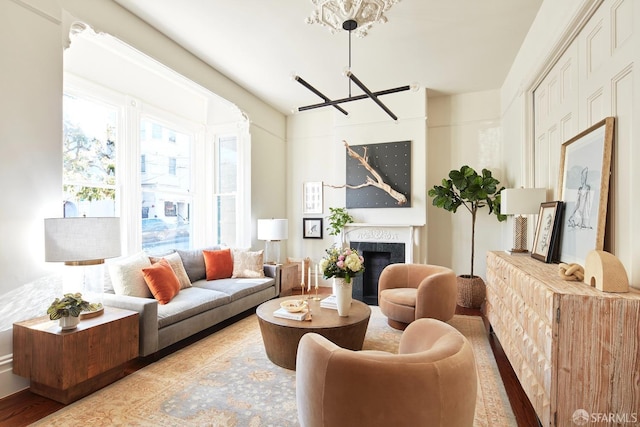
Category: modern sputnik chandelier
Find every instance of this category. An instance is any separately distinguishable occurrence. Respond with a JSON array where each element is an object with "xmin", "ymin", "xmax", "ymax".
[{"xmin": 294, "ymin": 0, "xmax": 413, "ymax": 121}]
